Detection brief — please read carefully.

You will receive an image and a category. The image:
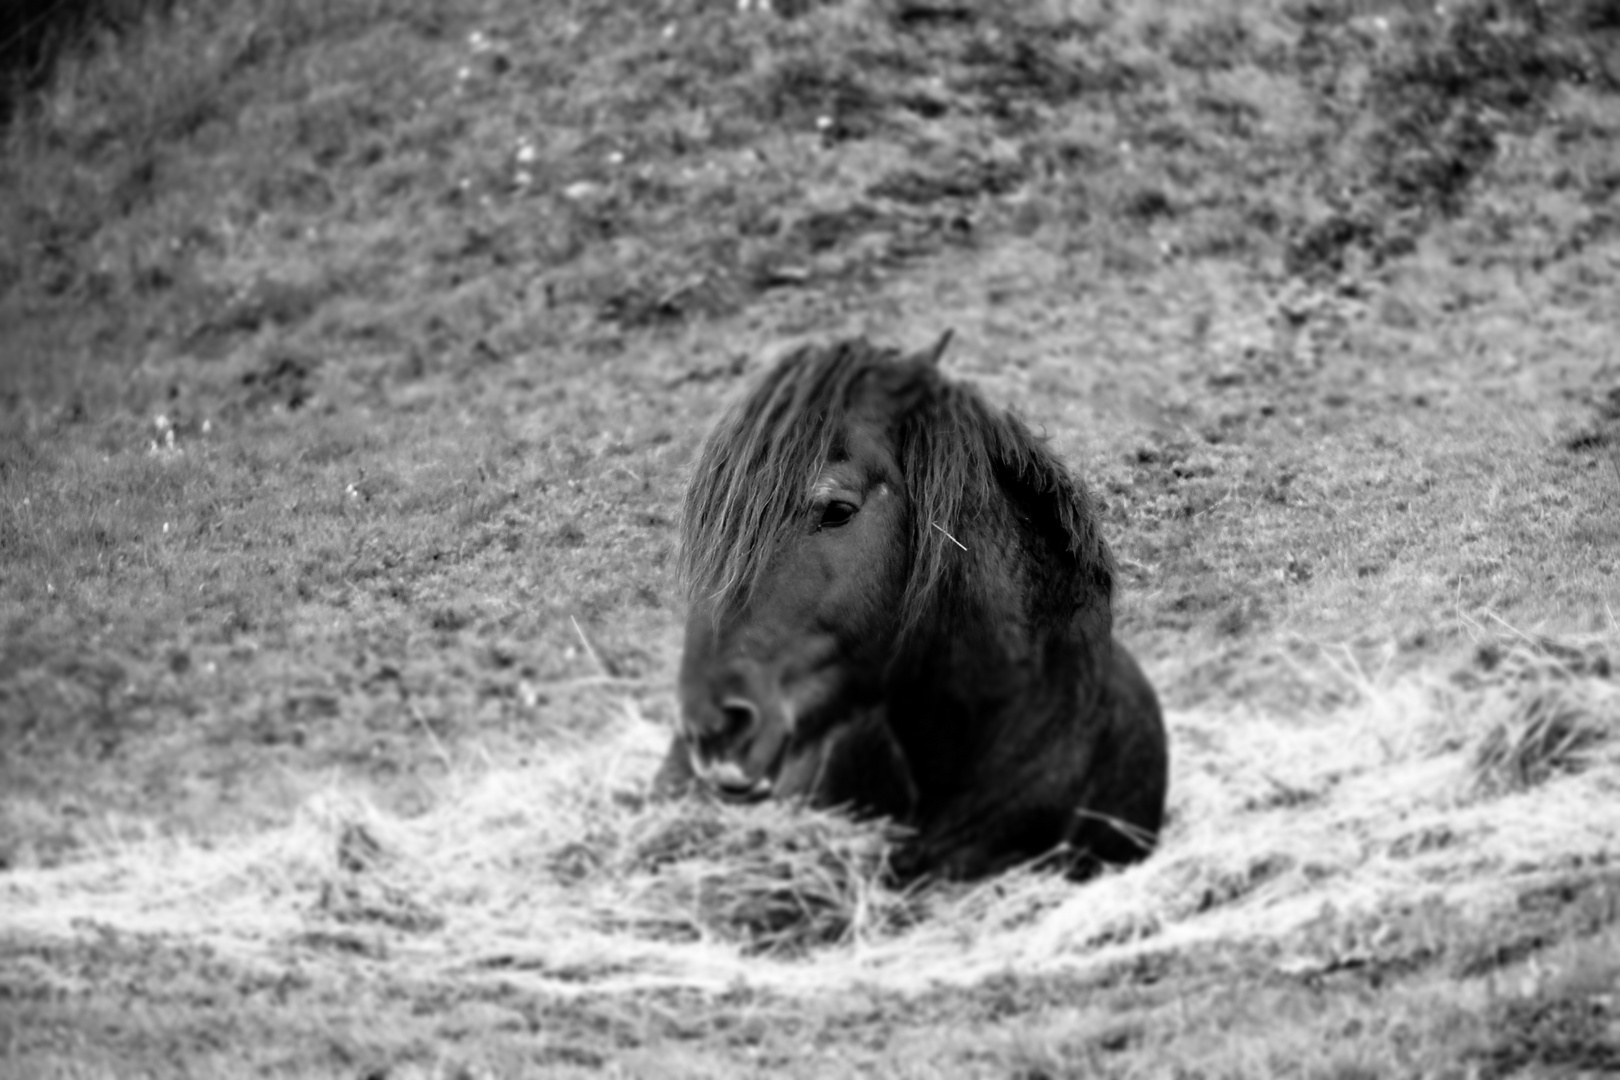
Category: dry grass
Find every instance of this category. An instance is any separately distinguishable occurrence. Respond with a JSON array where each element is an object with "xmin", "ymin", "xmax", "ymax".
[
  {"xmin": 612, "ymin": 801, "xmax": 921, "ymax": 957},
  {"xmin": 1468, "ymin": 642, "xmax": 1619, "ymax": 795},
  {"xmin": 6, "ymin": 634, "xmax": 1616, "ymax": 1003}
]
